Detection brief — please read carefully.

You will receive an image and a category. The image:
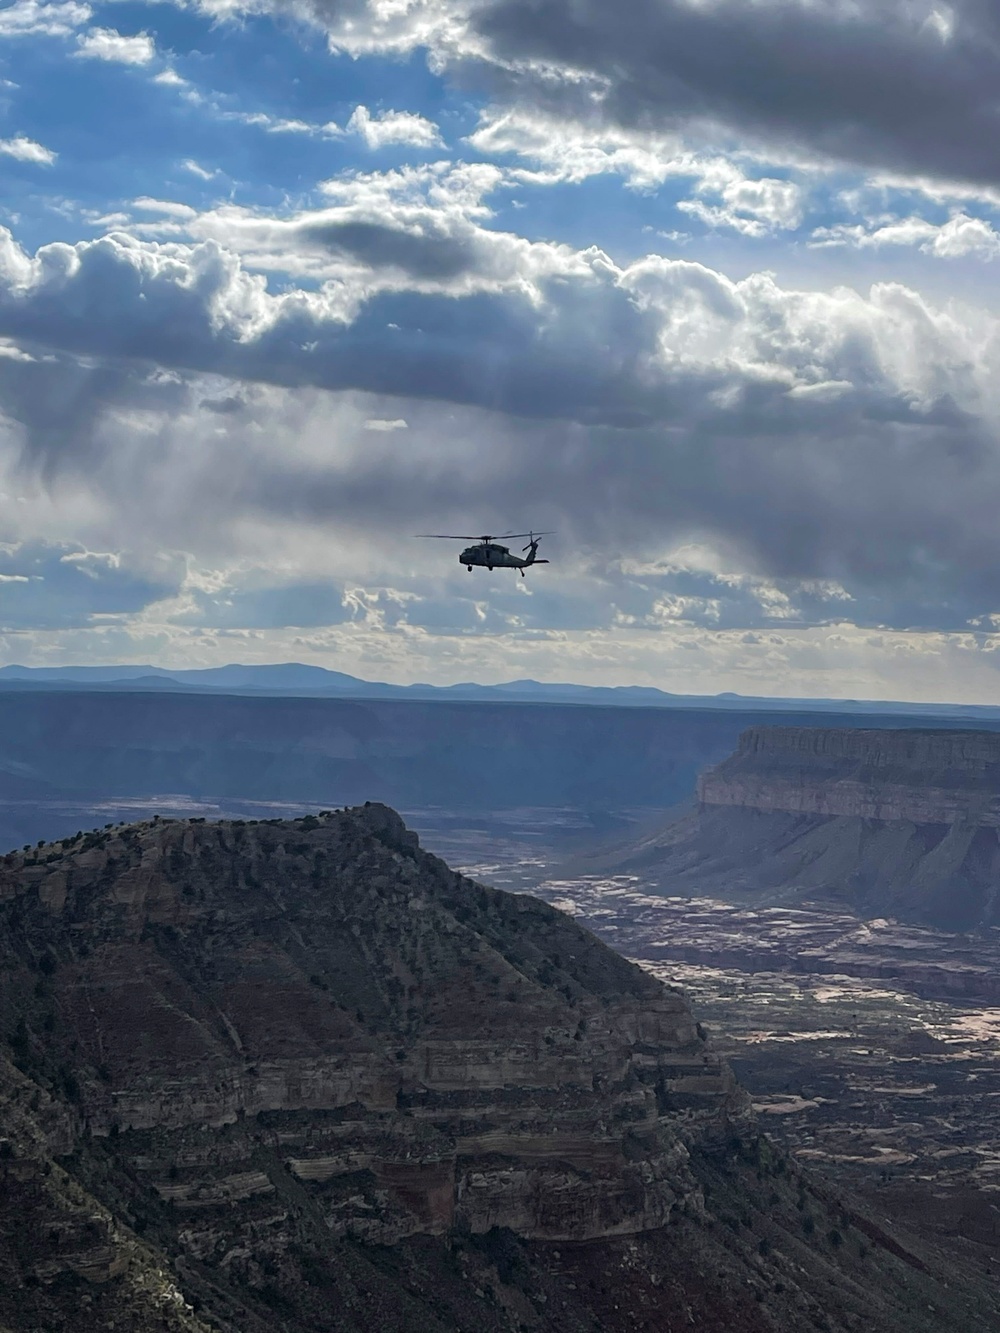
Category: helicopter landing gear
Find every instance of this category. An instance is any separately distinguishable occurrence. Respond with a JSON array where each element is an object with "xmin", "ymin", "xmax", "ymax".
[
  {"xmin": 467, "ymin": 565, "xmax": 472, "ymax": 571},
  {"xmin": 487, "ymin": 565, "xmax": 493, "ymax": 571}
]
